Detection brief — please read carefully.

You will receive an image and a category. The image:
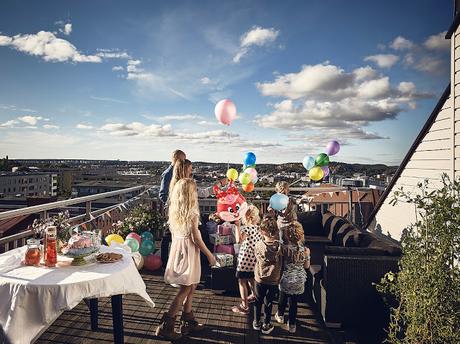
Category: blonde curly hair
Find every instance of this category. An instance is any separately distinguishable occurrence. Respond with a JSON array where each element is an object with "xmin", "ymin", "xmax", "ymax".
[
  {"xmin": 241, "ymin": 204, "xmax": 260, "ymax": 226},
  {"xmin": 275, "ymin": 181, "xmax": 289, "ymax": 195},
  {"xmin": 282, "ymin": 221, "xmax": 304, "ymax": 245},
  {"xmin": 168, "ymin": 178, "xmax": 200, "ymax": 236}
]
